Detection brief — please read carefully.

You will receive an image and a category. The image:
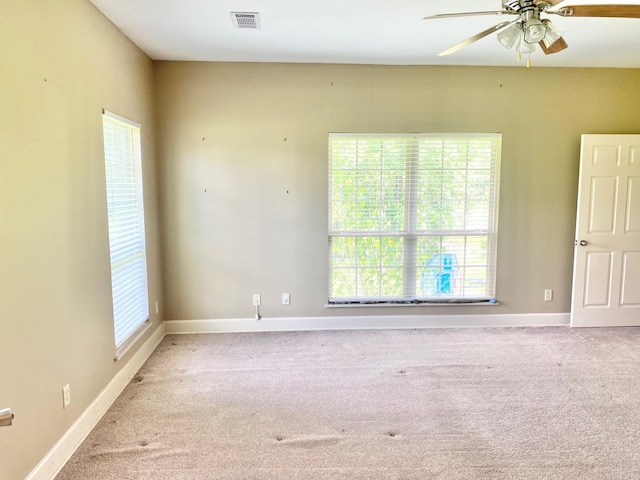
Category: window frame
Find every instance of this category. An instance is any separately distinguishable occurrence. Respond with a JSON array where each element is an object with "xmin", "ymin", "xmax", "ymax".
[
  {"xmin": 328, "ymin": 133, "xmax": 501, "ymax": 305},
  {"xmin": 102, "ymin": 109, "xmax": 150, "ymax": 356}
]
